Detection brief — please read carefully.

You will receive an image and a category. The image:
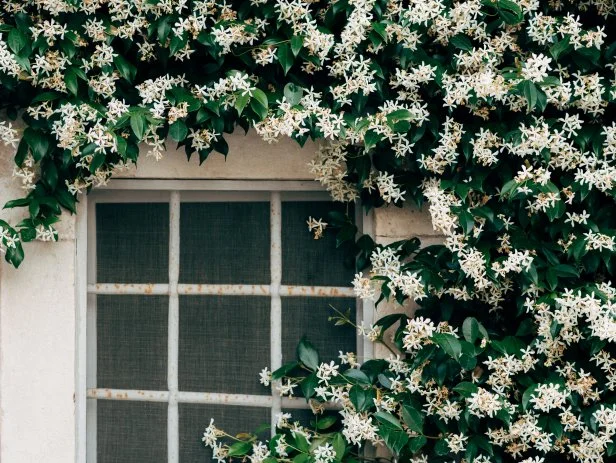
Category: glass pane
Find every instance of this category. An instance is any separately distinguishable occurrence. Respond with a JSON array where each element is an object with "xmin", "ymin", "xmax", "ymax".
[
  {"xmin": 180, "ymin": 404, "xmax": 269, "ymax": 463},
  {"xmin": 179, "ymin": 296, "xmax": 270, "ymax": 394},
  {"xmin": 179, "ymin": 202, "xmax": 270, "ymax": 284},
  {"xmin": 281, "ymin": 202, "xmax": 355, "ymax": 286},
  {"xmin": 97, "ymin": 400, "xmax": 167, "ymax": 463},
  {"xmin": 97, "ymin": 295, "xmax": 168, "ymax": 390},
  {"xmin": 282, "ymin": 297, "xmax": 356, "ymax": 364},
  {"xmin": 96, "ymin": 203, "xmax": 169, "ymax": 283}
]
